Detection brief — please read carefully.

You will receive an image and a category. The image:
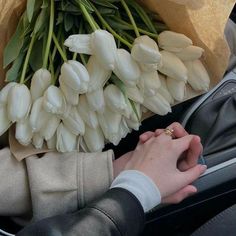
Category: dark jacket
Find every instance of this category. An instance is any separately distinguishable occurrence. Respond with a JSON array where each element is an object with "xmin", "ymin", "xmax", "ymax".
[{"xmin": 17, "ymin": 188, "xmax": 145, "ymax": 236}]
